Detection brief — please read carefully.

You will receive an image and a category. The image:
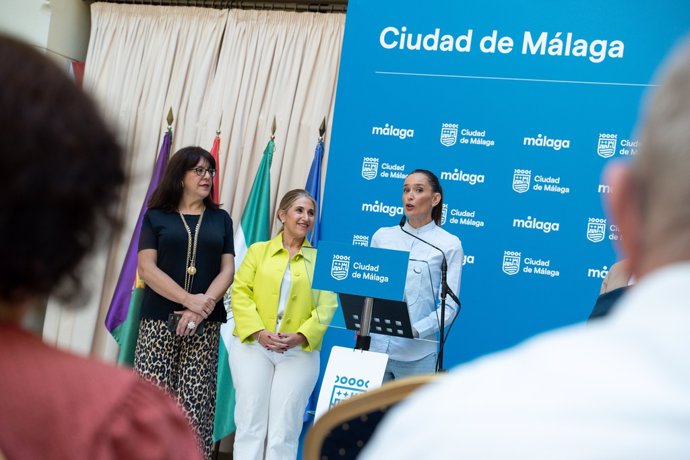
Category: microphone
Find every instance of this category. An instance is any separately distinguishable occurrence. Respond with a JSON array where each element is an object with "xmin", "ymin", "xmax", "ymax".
[{"xmin": 398, "ymin": 215, "xmax": 461, "ymax": 372}]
